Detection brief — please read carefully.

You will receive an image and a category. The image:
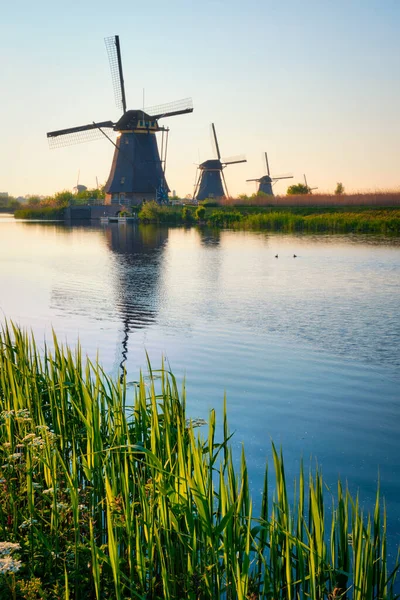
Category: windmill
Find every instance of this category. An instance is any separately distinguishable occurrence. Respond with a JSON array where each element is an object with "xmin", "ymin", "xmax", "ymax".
[
  {"xmin": 193, "ymin": 124, "xmax": 246, "ymax": 201},
  {"xmin": 47, "ymin": 35, "xmax": 193, "ymax": 206},
  {"xmin": 246, "ymin": 152, "xmax": 293, "ymax": 195},
  {"xmin": 304, "ymin": 174, "xmax": 318, "ymax": 193}
]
